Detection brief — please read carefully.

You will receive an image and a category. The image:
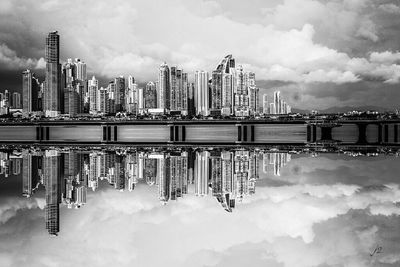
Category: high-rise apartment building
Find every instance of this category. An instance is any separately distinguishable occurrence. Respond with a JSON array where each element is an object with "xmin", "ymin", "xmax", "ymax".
[
  {"xmin": 144, "ymin": 81, "xmax": 157, "ymax": 109},
  {"xmin": 158, "ymin": 62, "xmax": 170, "ymax": 111},
  {"xmin": 211, "ymin": 70, "xmax": 222, "ymax": 115},
  {"xmin": 216, "ymin": 55, "xmax": 236, "ymax": 116},
  {"xmin": 88, "ymin": 76, "xmax": 98, "ymax": 114},
  {"xmin": 22, "ymin": 69, "xmax": 41, "ymax": 113},
  {"xmin": 274, "ymin": 91, "xmax": 281, "ymax": 115},
  {"xmin": 263, "ymin": 94, "xmax": 268, "ymax": 114},
  {"xmin": 114, "ymin": 76, "xmax": 125, "ymax": 112},
  {"xmin": 44, "ymin": 31, "xmax": 61, "ymax": 117},
  {"xmin": 12, "ymin": 92, "xmax": 21, "ymax": 109},
  {"xmin": 194, "ymin": 70, "xmax": 209, "ymax": 116}
]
